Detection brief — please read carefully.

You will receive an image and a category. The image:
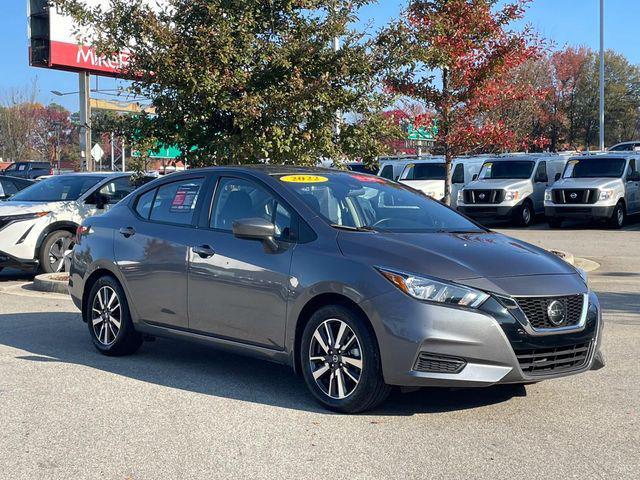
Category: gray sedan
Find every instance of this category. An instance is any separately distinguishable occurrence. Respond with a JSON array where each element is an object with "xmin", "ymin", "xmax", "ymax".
[{"xmin": 69, "ymin": 166, "xmax": 604, "ymax": 413}]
